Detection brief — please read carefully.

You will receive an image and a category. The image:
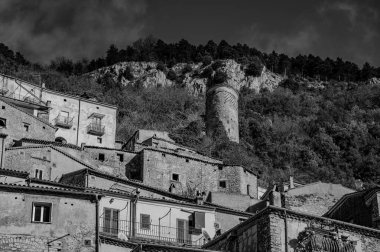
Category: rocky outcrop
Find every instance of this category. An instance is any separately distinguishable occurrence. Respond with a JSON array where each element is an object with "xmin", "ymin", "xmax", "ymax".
[{"xmin": 87, "ymin": 60, "xmax": 284, "ymax": 95}]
